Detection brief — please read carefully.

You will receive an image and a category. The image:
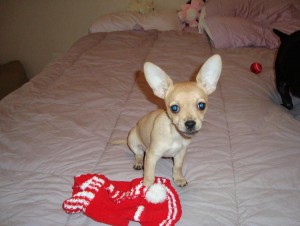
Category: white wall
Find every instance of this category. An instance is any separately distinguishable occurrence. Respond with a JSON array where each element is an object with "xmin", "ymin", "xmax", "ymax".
[{"xmin": 0, "ymin": 0, "xmax": 185, "ymax": 78}]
